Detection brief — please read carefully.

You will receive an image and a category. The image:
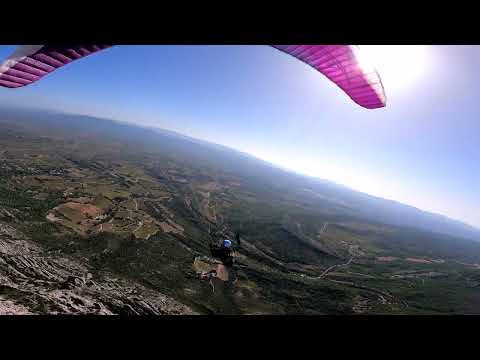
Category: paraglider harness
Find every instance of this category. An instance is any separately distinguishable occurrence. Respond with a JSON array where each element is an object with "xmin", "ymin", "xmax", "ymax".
[
  {"xmin": 199, "ymin": 229, "xmax": 241, "ymax": 282},
  {"xmin": 209, "ymin": 232, "xmax": 241, "ymax": 267}
]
